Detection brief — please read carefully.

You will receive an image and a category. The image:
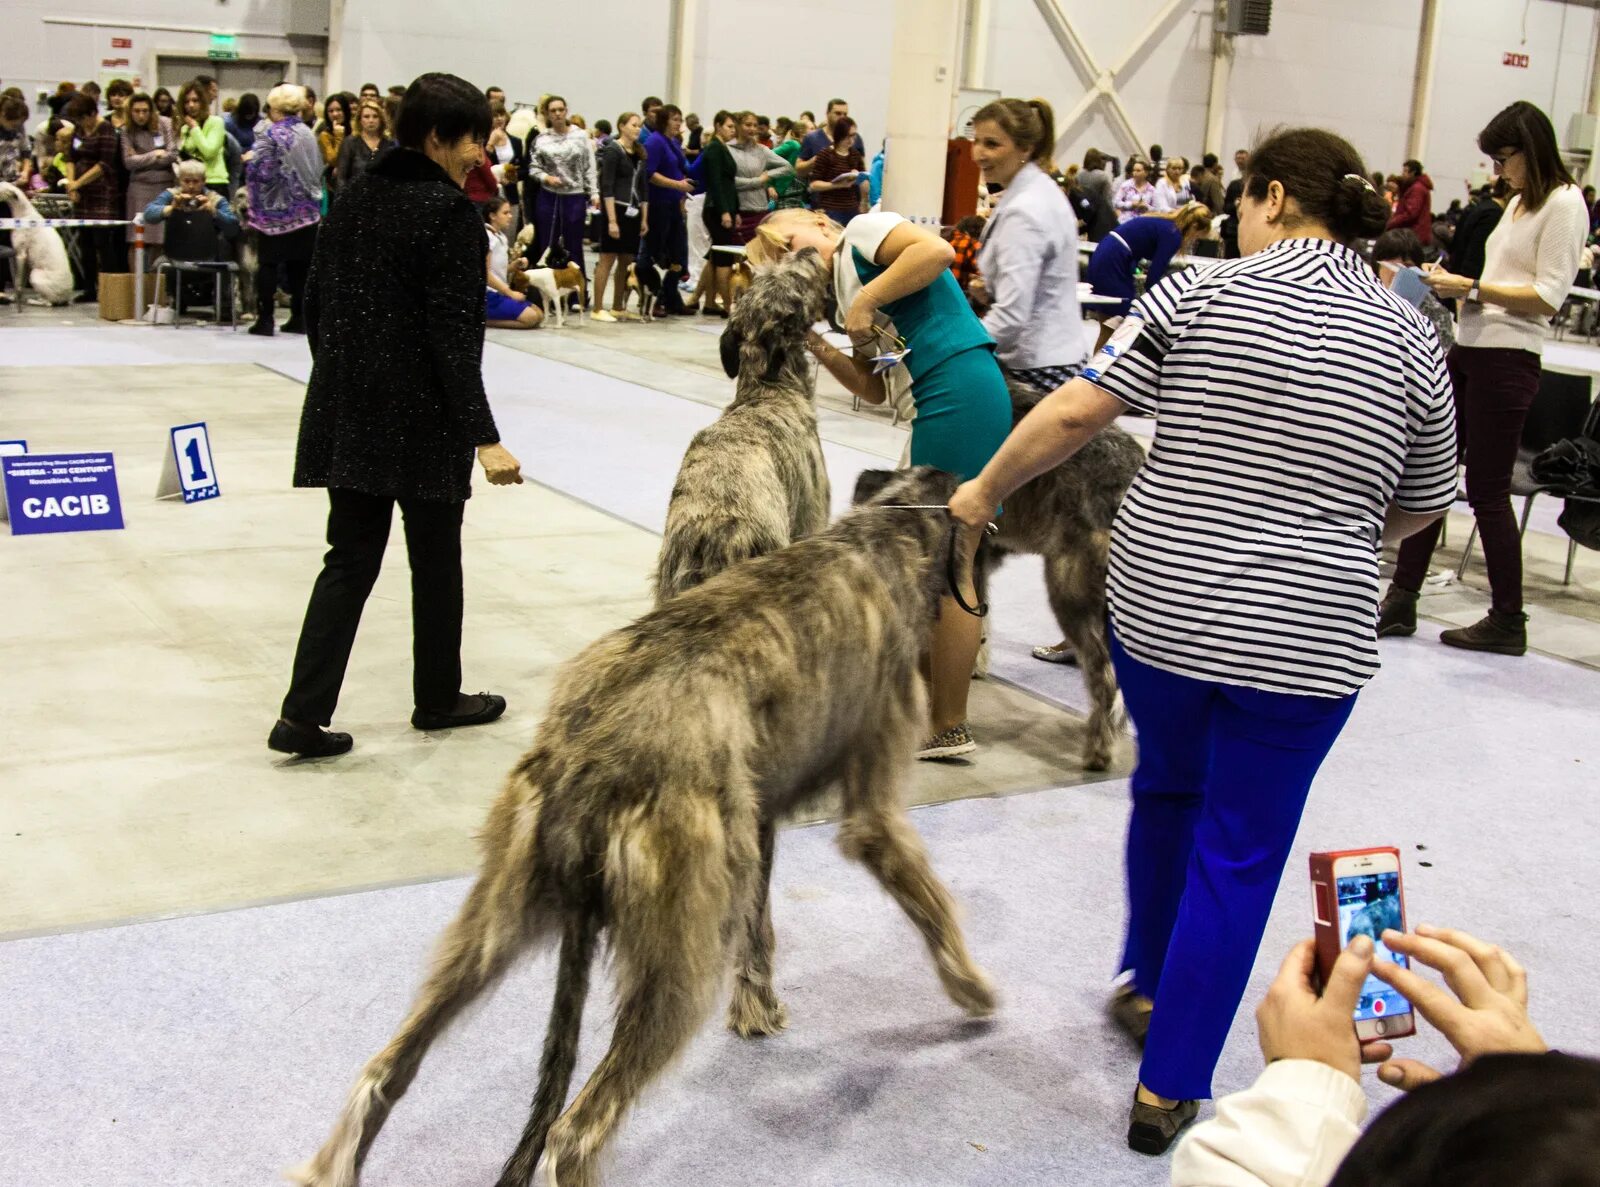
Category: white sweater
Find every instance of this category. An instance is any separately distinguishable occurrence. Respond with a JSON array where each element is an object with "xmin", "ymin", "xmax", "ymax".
[
  {"xmin": 1456, "ymin": 183, "xmax": 1588, "ymax": 355},
  {"xmin": 1171, "ymin": 1060, "xmax": 1367, "ymax": 1187}
]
